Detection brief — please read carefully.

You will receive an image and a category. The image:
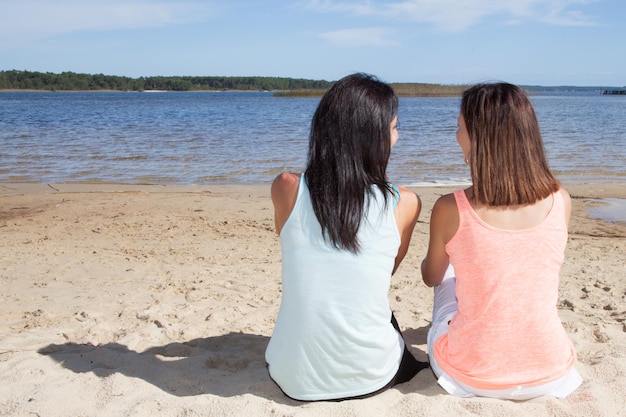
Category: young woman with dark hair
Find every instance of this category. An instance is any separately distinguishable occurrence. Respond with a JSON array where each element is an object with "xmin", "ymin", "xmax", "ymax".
[
  {"xmin": 266, "ymin": 73, "xmax": 428, "ymax": 401},
  {"xmin": 421, "ymin": 82, "xmax": 582, "ymax": 400}
]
